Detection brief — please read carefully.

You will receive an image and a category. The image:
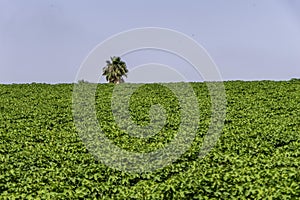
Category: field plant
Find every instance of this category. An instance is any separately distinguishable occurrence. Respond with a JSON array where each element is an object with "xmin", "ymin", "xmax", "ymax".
[{"xmin": 0, "ymin": 80, "xmax": 299, "ymax": 199}]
